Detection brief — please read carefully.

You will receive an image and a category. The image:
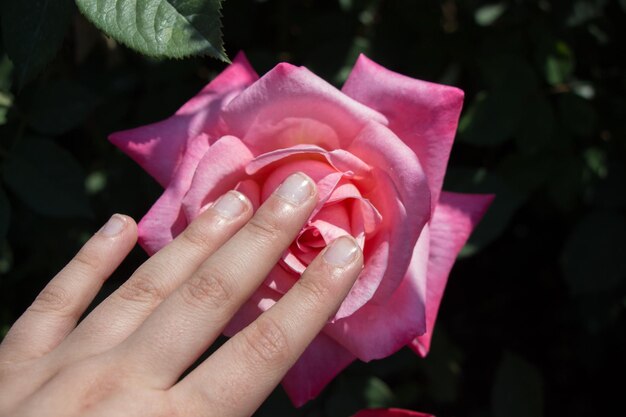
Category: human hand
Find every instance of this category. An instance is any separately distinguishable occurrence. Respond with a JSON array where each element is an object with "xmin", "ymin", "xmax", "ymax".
[{"xmin": 0, "ymin": 172, "xmax": 363, "ymax": 417}]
